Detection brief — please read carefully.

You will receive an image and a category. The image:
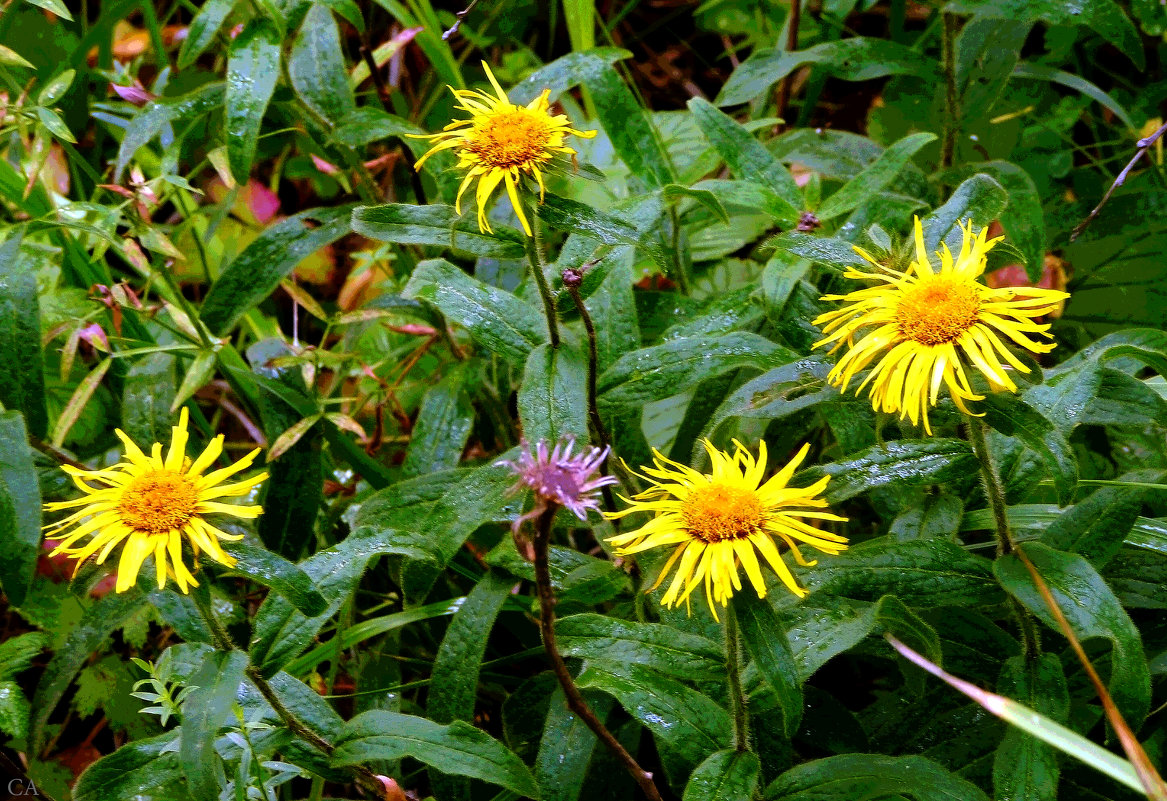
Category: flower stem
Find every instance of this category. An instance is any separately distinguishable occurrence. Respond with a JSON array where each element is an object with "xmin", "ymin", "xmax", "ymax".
[
  {"xmin": 724, "ymin": 604, "xmax": 750, "ymax": 753},
  {"xmin": 531, "ymin": 505, "xmax": 662, "ymax": 801},
  {"xmin": 523, "ymin": 200, "xmax": 561, "ymax": 348},
  {"xmin": 965, "ymin": 415, "xmax": 1041, "ymax": 660},
  {"xmin": 940, "ymin": 10, "xmax": 959, "ymax": 171},
  {"xmin": 965, "ymin": 416, "xmax": 1013, "ymax": 556},
  {"xmin": 190, "ymin": 585, "xmax": 387, "ymax": 800}
]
